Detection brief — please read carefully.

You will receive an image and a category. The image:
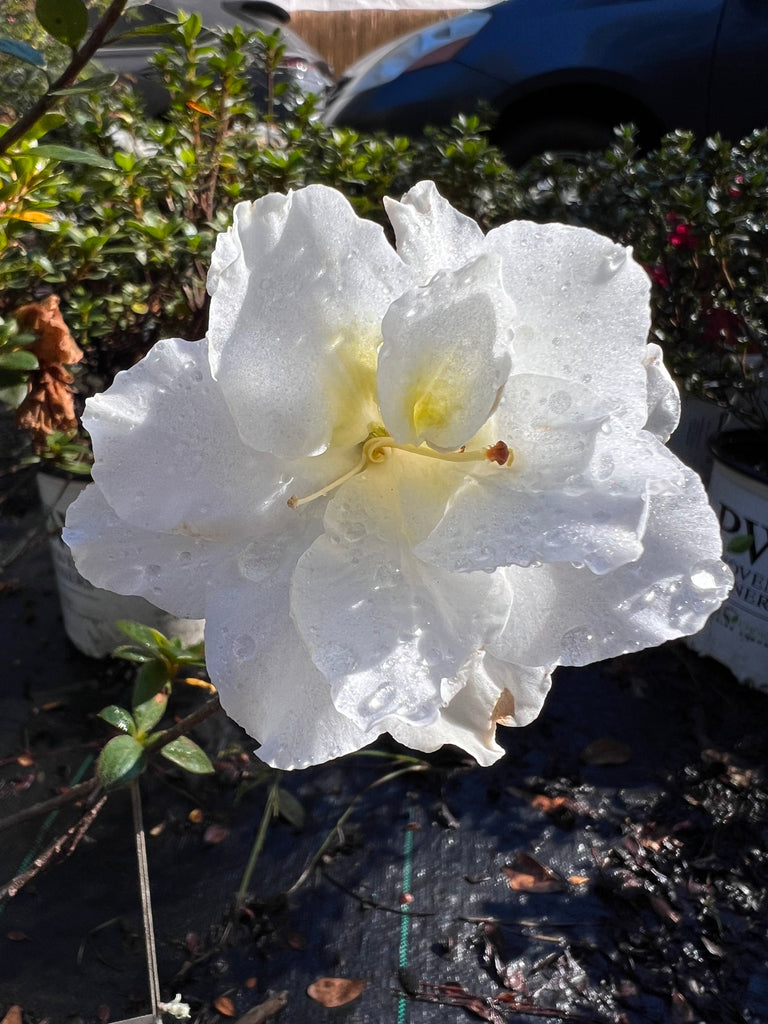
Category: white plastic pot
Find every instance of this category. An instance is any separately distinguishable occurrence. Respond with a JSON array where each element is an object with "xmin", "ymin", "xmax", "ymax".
[
  {"xmin": 37, "ymin": 471, "xmax": 205, "ymax": 659},
  {"xmin": 689, "ymin": 431, "xmax": 768, "ymax": 692}
]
